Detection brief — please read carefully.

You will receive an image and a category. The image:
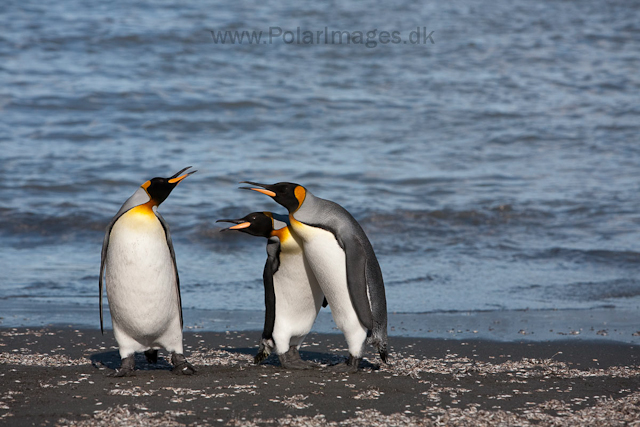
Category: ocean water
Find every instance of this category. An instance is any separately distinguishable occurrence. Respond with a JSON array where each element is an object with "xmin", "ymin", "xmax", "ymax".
[{"xmin": 1, "ymin": 0, "xmax": 639, "ymax": 338}]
